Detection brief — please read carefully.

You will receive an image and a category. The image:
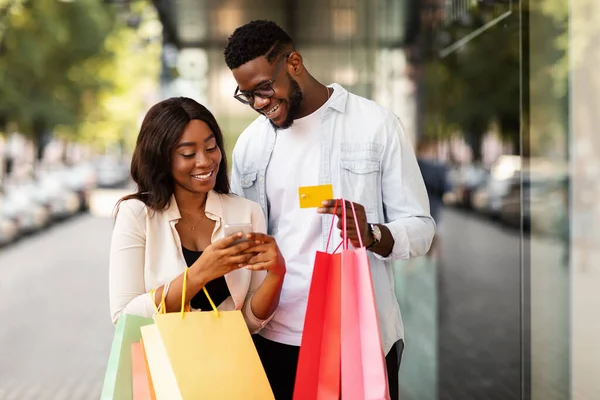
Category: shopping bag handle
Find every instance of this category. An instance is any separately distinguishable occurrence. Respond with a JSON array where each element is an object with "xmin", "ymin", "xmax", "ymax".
[
  {"xmin": 345, "ymin": 200, "xmax": 363, "ymax": 249},
  {"xmin": 325, "ymin": 199, "xmax": 340, "ymax": 253},
  {"xmin": 149, "ymin": 269, "xmax": 220, "ymax": 319},
  {"xmin": 325, "ymin": 199, "xmax": 349, "ymax": 253},
  {"xmin": 325, "ymin": 198, "xmax": 364, "ymax": 252}
]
